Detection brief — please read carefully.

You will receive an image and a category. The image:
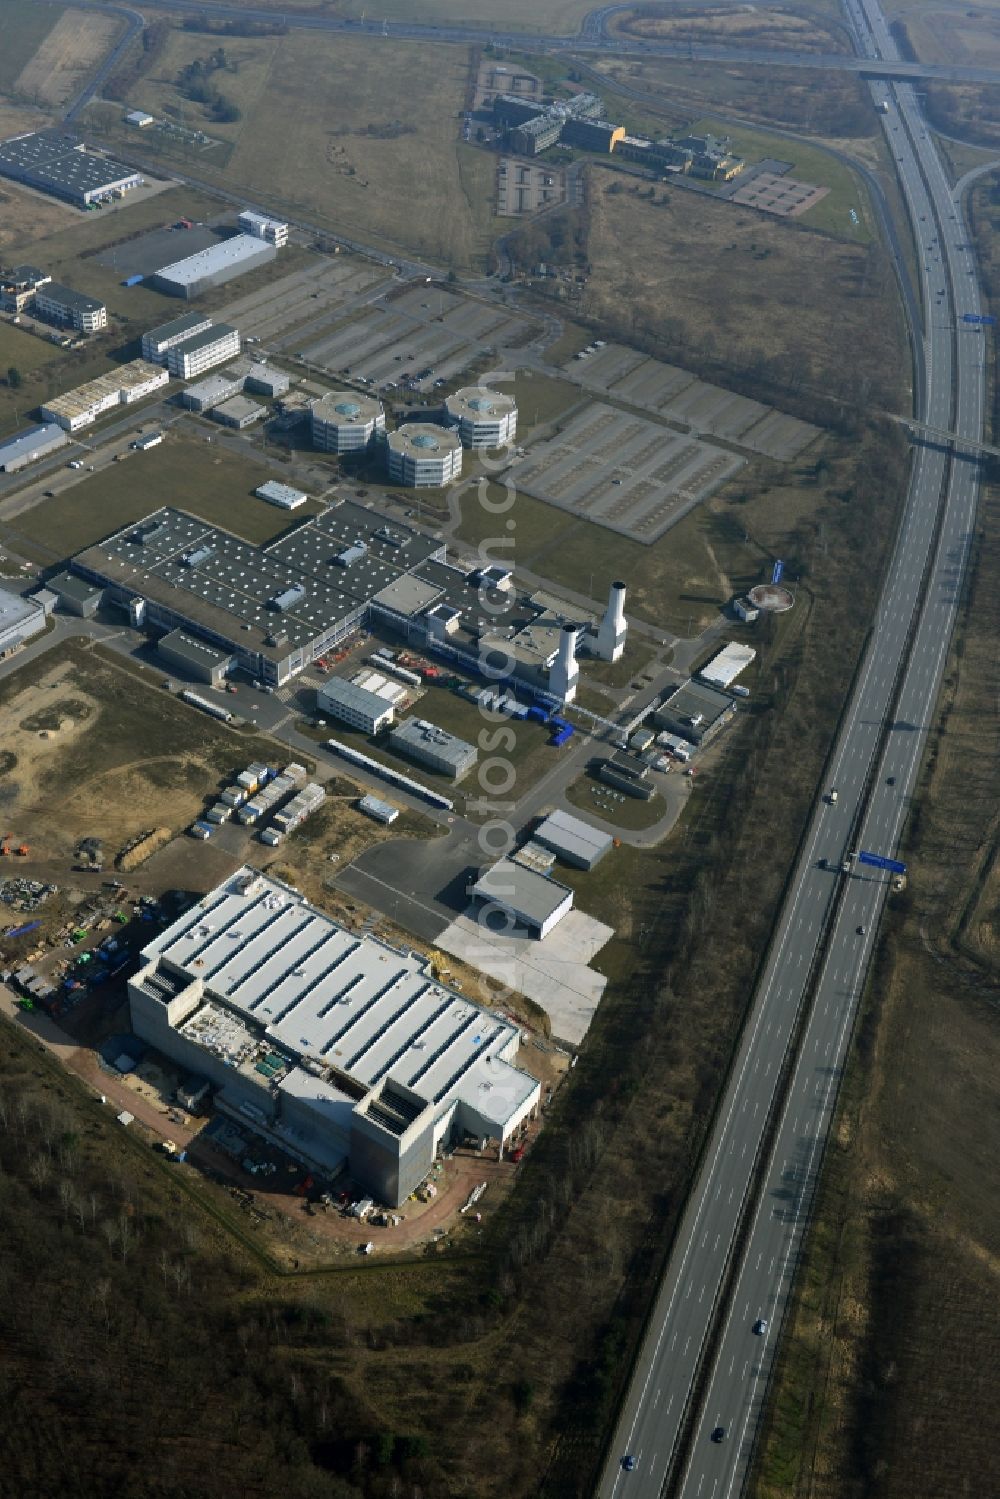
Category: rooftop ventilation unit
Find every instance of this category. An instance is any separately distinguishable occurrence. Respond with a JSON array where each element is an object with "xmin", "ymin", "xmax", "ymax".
[{"xmin": 183, "ymin": 545, "xmax": 214, "ymax": 569}]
